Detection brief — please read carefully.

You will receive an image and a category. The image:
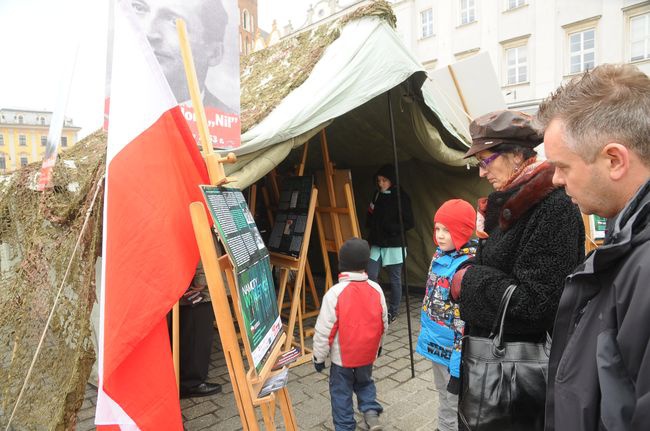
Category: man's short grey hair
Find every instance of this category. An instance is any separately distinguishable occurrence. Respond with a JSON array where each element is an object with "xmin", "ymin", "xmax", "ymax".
[{"xmin": 535, "ymin": 63, "xmax": 650, "ymax": 165}]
